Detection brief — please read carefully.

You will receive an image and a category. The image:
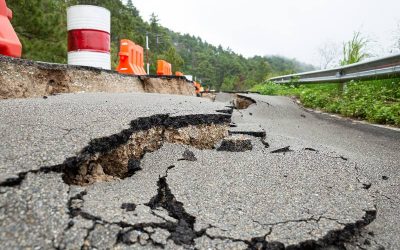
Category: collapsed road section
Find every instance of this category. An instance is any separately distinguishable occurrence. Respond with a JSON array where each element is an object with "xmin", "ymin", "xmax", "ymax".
[
  {"xmin": 0, "ymin": 92, "xmax": 382, "ymax": 249},
  {"xmin": 0, "ymin": 56, "xmax": 195, "ymax": 99}
]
